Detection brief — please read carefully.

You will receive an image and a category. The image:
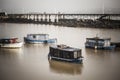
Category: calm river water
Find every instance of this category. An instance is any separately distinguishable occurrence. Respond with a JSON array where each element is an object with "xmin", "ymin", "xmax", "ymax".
[{"xmin": 0, "ymin": 23, "xmax": 120, "ymax": 80}]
